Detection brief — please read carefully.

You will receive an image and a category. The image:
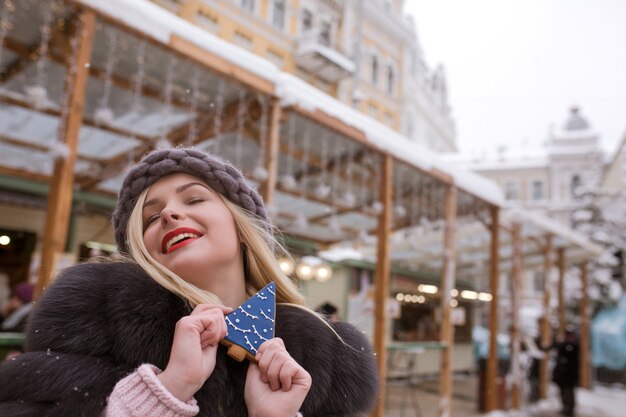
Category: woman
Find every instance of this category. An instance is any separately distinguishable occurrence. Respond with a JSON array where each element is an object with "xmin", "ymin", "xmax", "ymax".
[{"xmin": 0, "ymin": 148, "xmax": 378, "ymax": 416}]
